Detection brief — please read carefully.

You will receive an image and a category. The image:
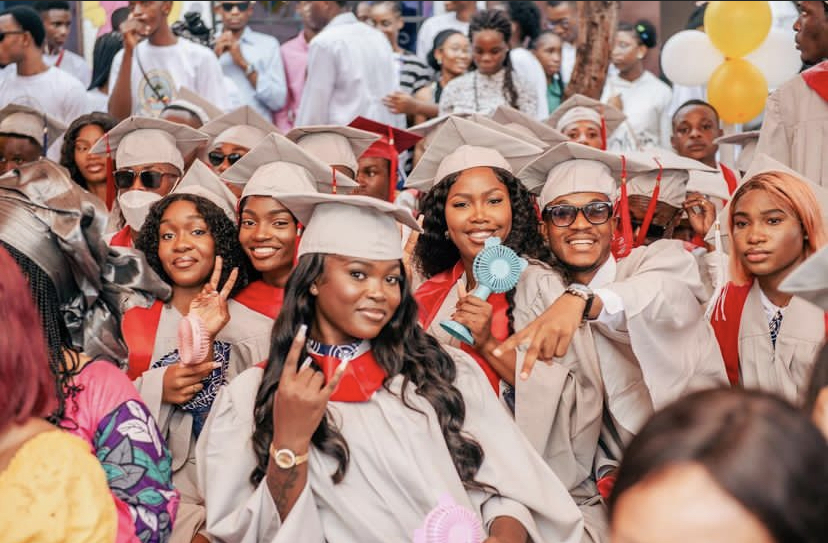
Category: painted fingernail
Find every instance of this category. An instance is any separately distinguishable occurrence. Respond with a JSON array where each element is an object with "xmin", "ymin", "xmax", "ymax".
[
  {"xmin": 297, "ymin": 324, "xmax": 307, "ymax": 339},
  {"xmin": 300, "ymin": 357, "xmax": 313, "ymax": 371},
  {"xmin": 492, "ymin": 348, "xmax": 502, "ymax": 357},
  {"xmin": 520, "ymin": 371, "xmax": 529, "ymax": 380}
]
